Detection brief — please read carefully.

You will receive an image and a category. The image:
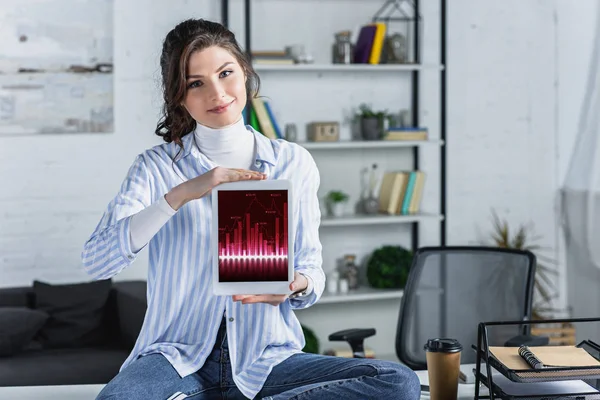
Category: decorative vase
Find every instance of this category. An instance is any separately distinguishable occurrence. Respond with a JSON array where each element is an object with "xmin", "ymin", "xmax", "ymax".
[
  {"xmin": 363, "ymin": 195, "xmax": 379, "ymax": 214},
  {"xmin": 360, "ymin": 117, "xmax": 382, "ymax": 140},
  {"xmin": 343, "ymin": 254, "xmax": 360, "ymax": 290}
]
